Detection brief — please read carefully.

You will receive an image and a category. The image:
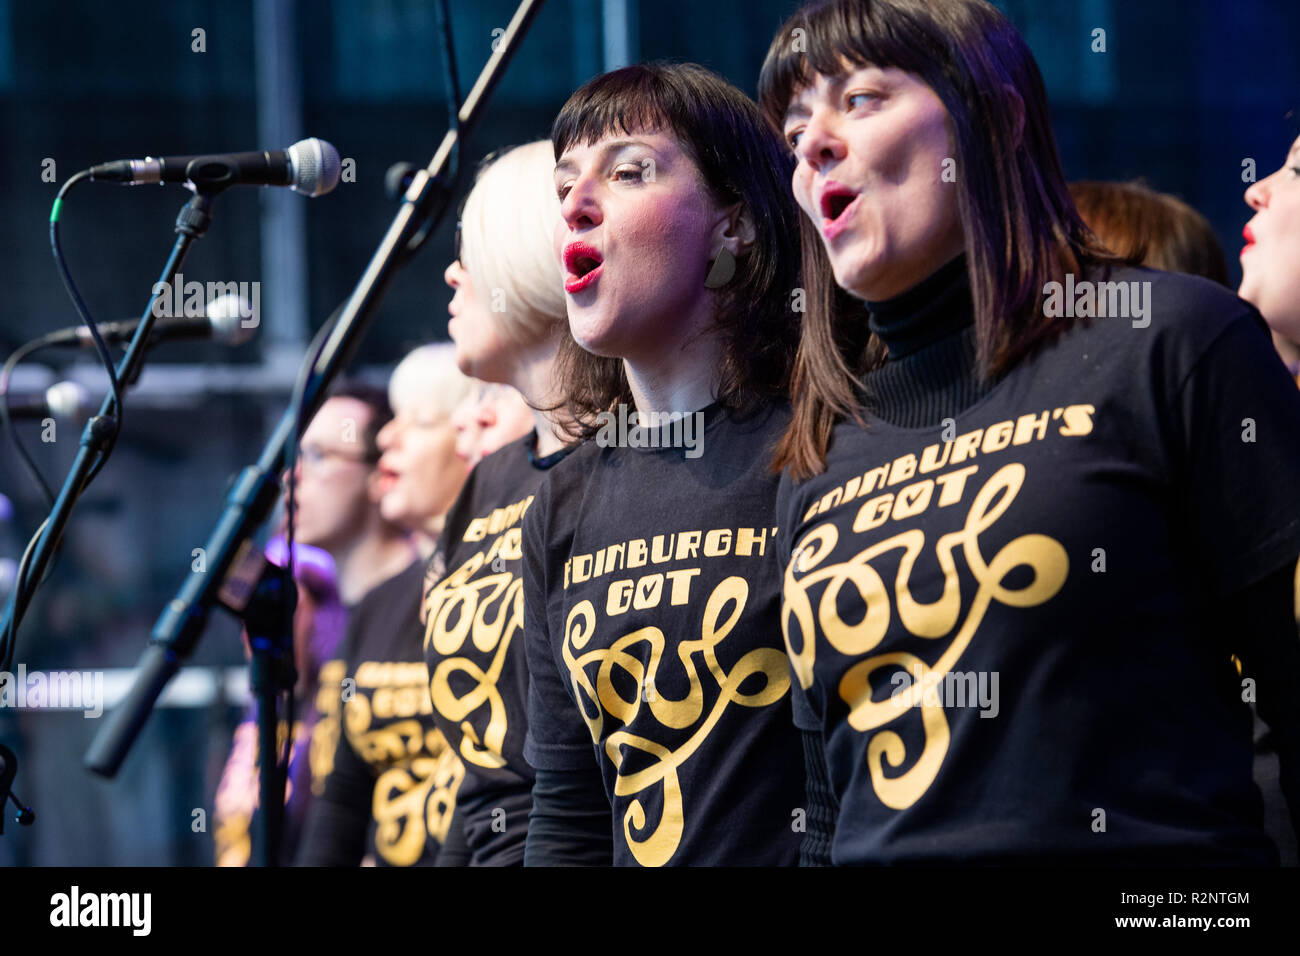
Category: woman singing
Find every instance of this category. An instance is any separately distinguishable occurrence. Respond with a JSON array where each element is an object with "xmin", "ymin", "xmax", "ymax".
[
  {"xmin": 419, "ymin": 141, "xmax": 573, "ymax": 866},
  {"xmin": 1240, "ymin": 130, "xmax": 1300, "ymax": 381},
  {"xmin": 296, "ymin": 344, "xmax": 474, "ymax": 866},
  {"xmin": 521, "ymin": 62, "xmax": 806, "ymax": 865},
  {"xmin": 760, "ymin": 0, "xmax": 1300, "ymax": 864}
]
